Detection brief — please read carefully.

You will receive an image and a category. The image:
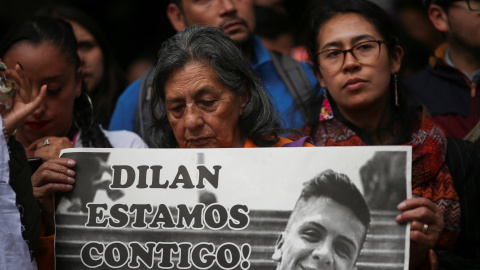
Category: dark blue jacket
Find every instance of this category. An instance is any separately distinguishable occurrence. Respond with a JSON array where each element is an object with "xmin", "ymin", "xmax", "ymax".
[{"xmin": 405, "ymin": 44, "xmax": 480, "ymax": 139}]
